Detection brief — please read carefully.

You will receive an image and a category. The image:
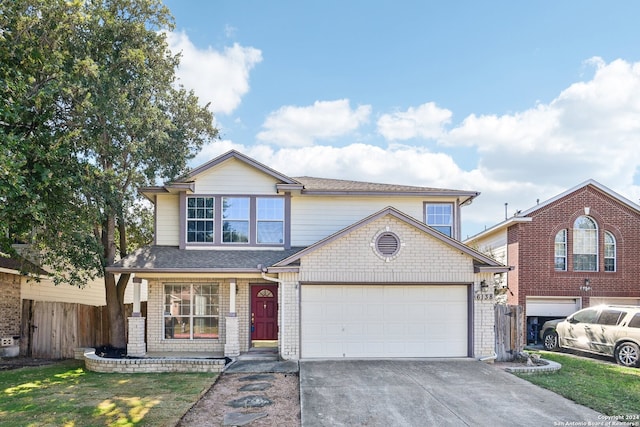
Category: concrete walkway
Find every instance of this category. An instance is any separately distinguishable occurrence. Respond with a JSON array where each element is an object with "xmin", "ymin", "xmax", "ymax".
[{"xmin": 300, "ymin": 359, "xmax": 607, "ymax": 427}]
